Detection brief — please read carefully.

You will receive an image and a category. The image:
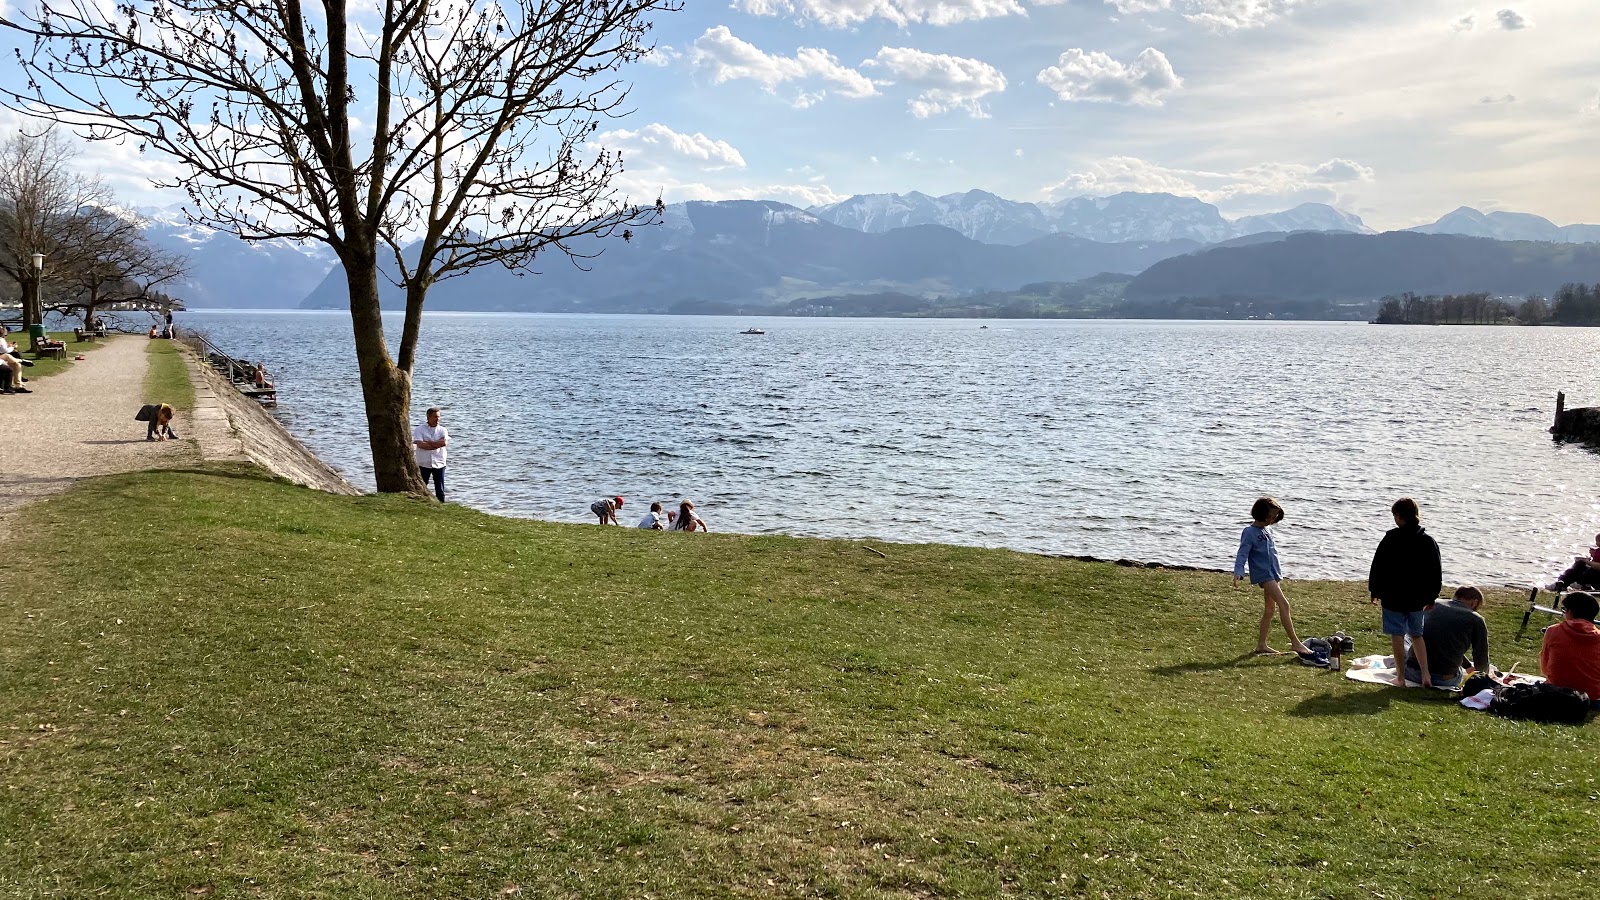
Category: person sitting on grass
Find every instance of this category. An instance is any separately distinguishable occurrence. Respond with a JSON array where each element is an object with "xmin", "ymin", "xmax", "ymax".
[
  {"xmin": 1368, "ymin": 497, "xmax": 1442, "ymax": 688},
  {"xmin": 1545, "ymin": 532, "xmax": 1600, "ymax": 593},
  {"xmin": 1540, "ymin": 591, "xmax": 1600, "ymax": 710},
  {"xmin": 147, "ymin": 403, "xmax": 179, "ymax": 441},
  {"xmin": 591, "ymin": 496, "xmax": 624, "ymax": 525},
  {"xmin": 669, "ymin": 499, "xmax": 708, "ymax": 532},
  {"xmin": 1403, "ymin": 585, "xmax": 1490, "ymax": 690},
  {"xmin": 637, "ymin": 501, "xmax": 666, "ymax": 530}
]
